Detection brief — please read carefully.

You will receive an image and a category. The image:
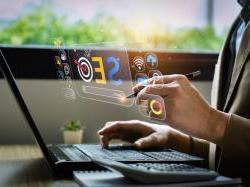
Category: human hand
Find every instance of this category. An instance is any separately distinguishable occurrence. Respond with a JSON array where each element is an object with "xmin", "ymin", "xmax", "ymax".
[
  {"xmin": 133, "ymin": 74, "xmax": 229, "ymax": 145},
  {"xmin": 98, "ymin": 120, "xmax": 173, "ymax": 149}
]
